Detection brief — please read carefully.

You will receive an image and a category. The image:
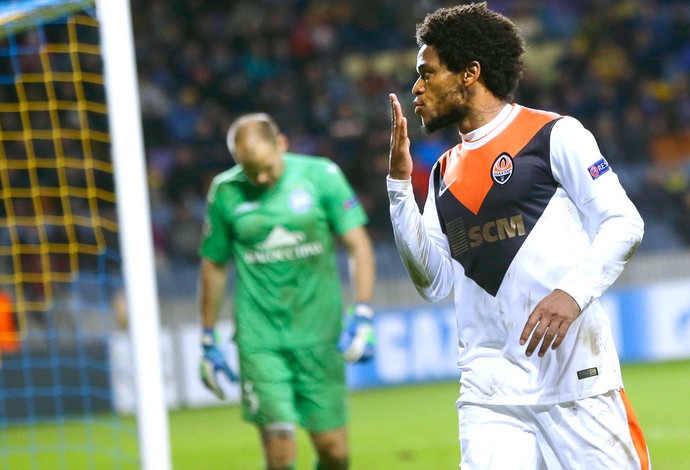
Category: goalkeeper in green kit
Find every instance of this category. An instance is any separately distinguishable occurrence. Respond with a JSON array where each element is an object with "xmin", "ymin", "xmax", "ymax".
[{"xmin": 197, "ymin": 113, "xmax": 376, "ymax": 470}]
